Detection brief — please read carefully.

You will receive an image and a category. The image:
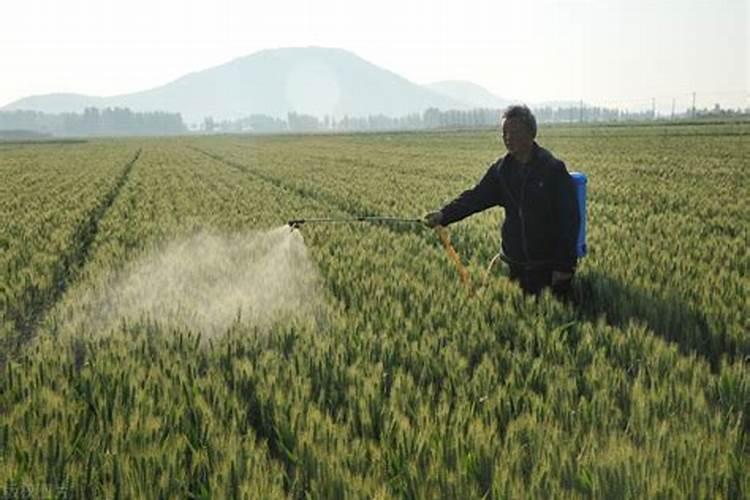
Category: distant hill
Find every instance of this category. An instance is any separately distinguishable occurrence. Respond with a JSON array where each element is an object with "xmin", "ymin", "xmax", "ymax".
[
  {"xmin": 3, "ymin": 47, "xmax": 472, "ymax": 124},
  {"xmin": 3, "ymin": 94, "xmax": 108, "ymax": 115},
  {"xmin": 425, "ymin": 81, "xmax": 511, "ymax": 109}
]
